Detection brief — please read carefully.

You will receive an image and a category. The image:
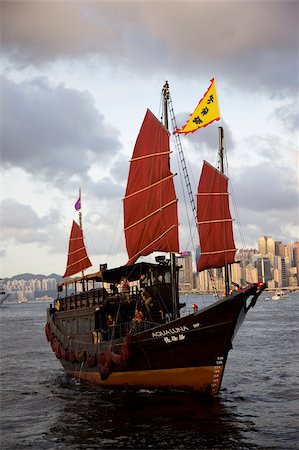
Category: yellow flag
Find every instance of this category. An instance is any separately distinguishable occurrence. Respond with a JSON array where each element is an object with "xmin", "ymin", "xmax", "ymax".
[{"xmin": 176, "ymin": 78, "xmax": 220, "ymax": 134}]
